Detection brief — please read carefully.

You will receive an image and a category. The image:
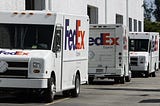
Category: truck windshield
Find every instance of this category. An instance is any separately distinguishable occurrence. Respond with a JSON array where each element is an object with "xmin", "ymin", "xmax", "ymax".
[
  {"xmin": 129, "ymin": 39, "xmax": 149, "ymax": 52},
  {"xmin": 0, "ymin": 24, "xmax": 54, "ymax": 50}
]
